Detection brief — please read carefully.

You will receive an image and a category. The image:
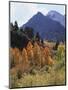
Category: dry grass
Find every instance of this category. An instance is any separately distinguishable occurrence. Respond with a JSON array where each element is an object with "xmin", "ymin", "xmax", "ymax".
[{"xmin": 10, "ymin": 63, "xmax": 65, "ymax": 88}]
